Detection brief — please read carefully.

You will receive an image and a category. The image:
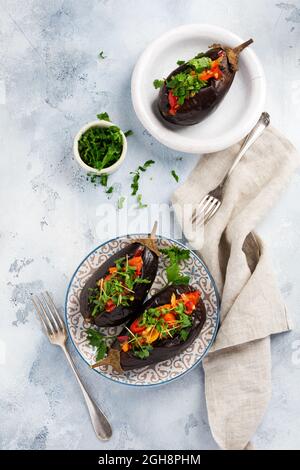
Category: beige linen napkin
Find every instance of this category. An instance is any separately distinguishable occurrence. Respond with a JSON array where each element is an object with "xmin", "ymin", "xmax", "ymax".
[{"xmin": 171, "ymin": 126, "xmax": 299, "ymax": 450}]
